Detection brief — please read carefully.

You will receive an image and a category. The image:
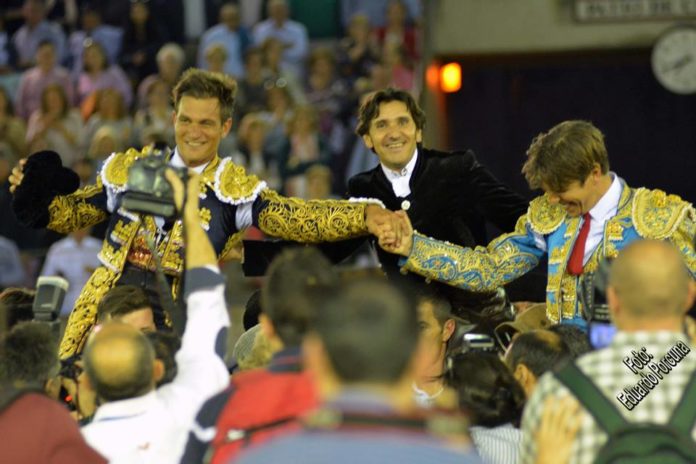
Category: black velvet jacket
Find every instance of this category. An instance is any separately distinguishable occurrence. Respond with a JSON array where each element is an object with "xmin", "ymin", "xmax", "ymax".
[{"xmin": 347, "ymin": 147, "xmax": 528, "ymax": 278}]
